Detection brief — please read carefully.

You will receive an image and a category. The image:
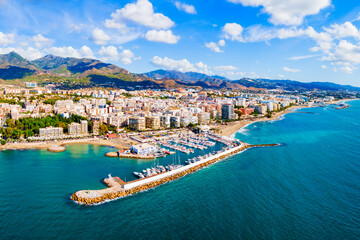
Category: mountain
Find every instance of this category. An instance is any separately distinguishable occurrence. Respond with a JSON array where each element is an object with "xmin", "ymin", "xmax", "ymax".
[
  {"xmin": 143, "ymin": 69, "xmax": 246, "ymax": 89},
  {"xmin": 144, "ymin": 69, "xmax": 360, "ymax": 92},
  {"xmin": 232, "ymin": 78, "xmax": 360, "ymax": 92},
  {"xmin": 0, "ymin": 51, "xmax": 359, "ymax": 92},
  {"xmin": 143, "ymin": 69, "xmax": 229, "ymax": 82},
  {"xmin": 0, "ymin": 51, "xmax": 39, "ymax": 80}
]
